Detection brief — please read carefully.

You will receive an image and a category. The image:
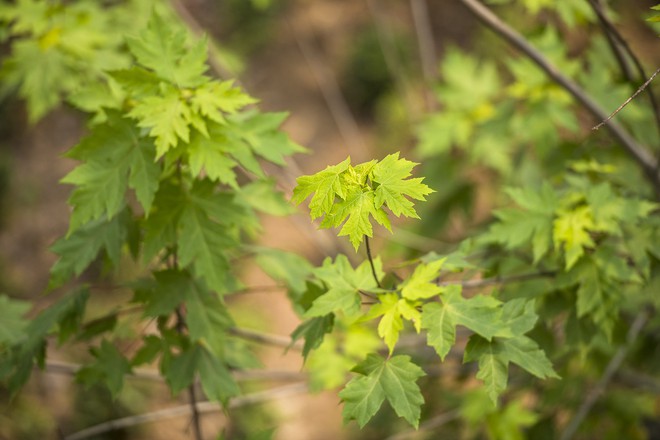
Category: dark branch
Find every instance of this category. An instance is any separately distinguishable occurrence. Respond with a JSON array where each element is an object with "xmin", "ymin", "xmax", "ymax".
[
  {"xmin": 365, "ymin": 236, "xmax": 383, "ymax": 288},
  {"xmin": 175, "ymin": 307, "xmax": 203, "ymax": 440},
  {"xmin": 457, "ymin": 0, "xmax": 660, "ymax": 195},
  {"xmin": 439, "ymin": 270, "xmax": 556, "ymax": 289},
  {"xmin": 586, "ymin": 0, "xmax": 660, "ymax": 136},
  {"xmin": 64, "ymin": 383, "xmax": 308, "ymax": 440}
]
